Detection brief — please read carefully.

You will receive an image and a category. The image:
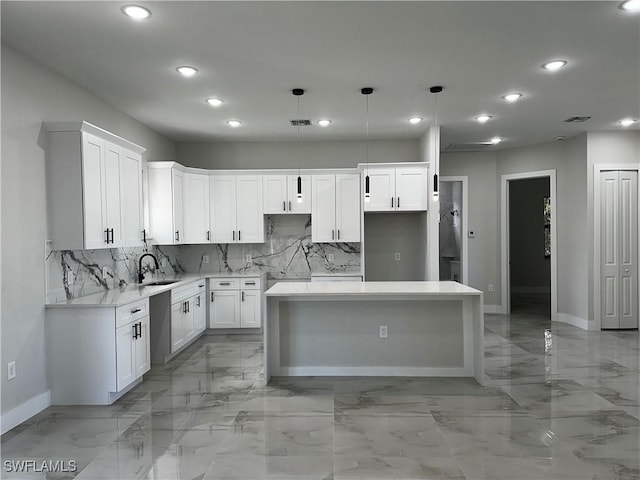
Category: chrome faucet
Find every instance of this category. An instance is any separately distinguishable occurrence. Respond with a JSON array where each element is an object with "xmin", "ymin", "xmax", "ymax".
[{"xmin": 138, "ymin": 253, "xmax": 160, "ymax": 284}]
